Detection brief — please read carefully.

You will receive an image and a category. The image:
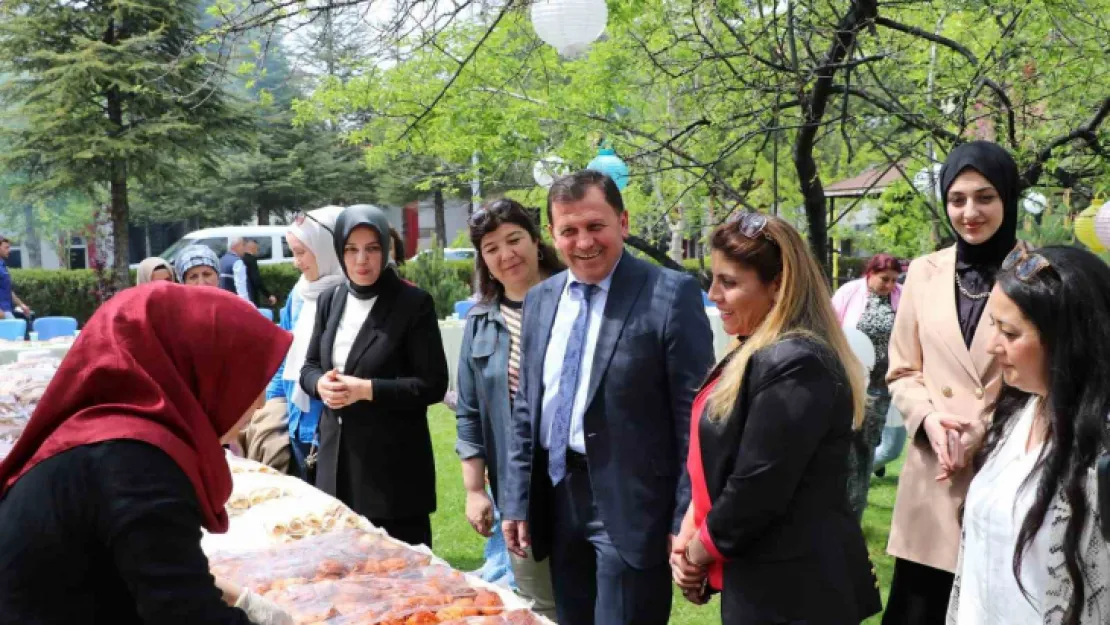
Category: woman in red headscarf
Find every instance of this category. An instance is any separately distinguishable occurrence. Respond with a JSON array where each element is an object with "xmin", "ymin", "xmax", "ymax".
[{"xmin": 0, "ymin": 282, "xmax": 294, "ymax": 625}]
